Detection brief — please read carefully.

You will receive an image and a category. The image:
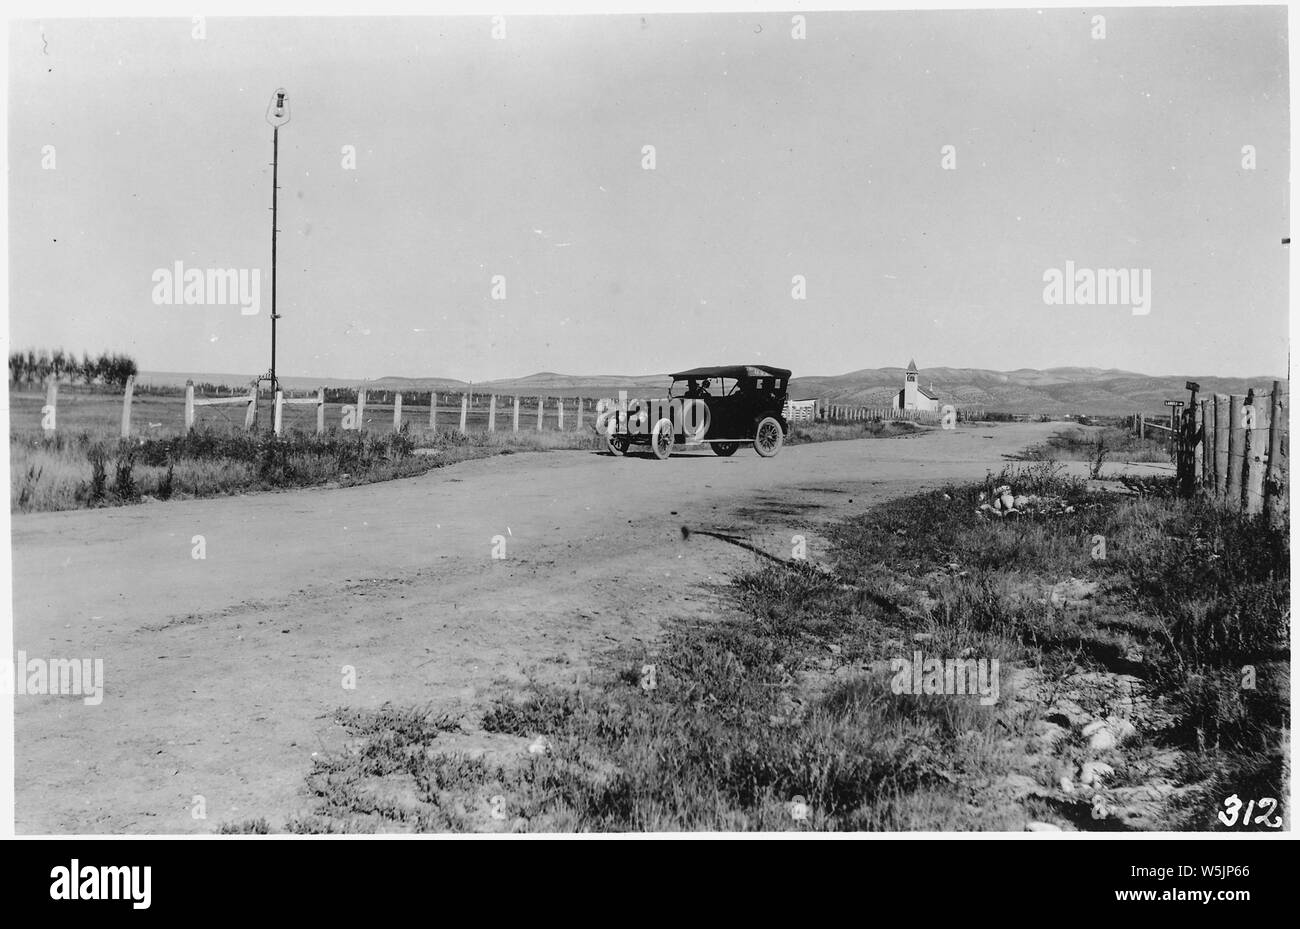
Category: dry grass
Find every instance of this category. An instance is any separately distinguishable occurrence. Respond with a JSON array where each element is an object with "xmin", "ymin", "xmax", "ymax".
[
  {"xmin": 1022, "ymin": 425, "xmax": 1171, "ymax": 465},
  {"xmin": 9, "ymin": 428, "xmax": 513, "ymax": 513},
  {"xmin": 786, "ymin": 420, "xmax": 922, "ymax": 444}
]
